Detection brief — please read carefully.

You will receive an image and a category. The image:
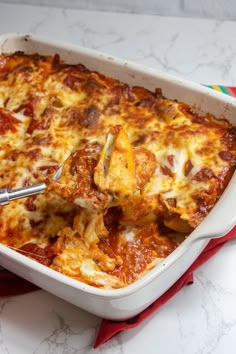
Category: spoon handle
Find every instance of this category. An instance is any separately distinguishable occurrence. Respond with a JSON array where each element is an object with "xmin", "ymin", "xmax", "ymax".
[{"xmin": 0, "ymin": 183, "xmax": 46, "ymax": 206}]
